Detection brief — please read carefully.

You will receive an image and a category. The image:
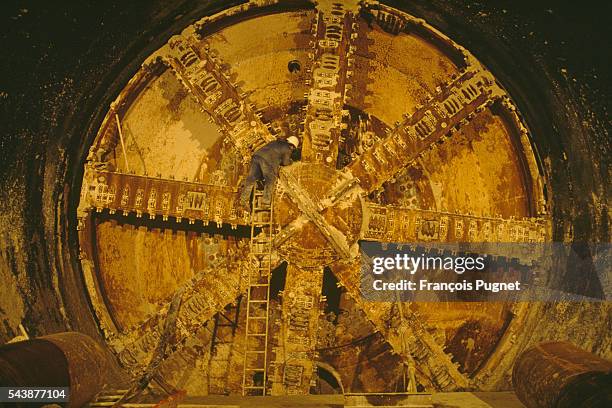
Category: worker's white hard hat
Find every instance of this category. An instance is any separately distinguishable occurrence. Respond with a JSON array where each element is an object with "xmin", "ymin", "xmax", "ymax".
[{"xmin": 286, "ymin": 136, "xmax": 300, "ymax": 148}]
